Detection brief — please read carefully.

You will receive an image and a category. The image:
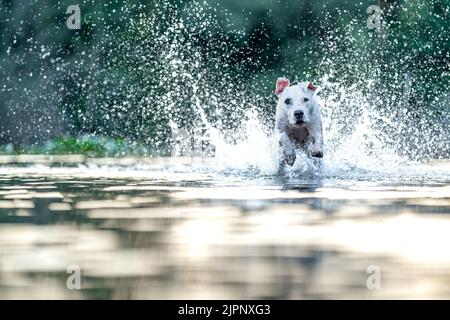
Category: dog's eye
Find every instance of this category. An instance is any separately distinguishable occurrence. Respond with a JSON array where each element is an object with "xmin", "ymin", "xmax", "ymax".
[
  {"xmin": 284, "ymin": 98, "xmax": 292, "ymax": 105},
  {"xmin": 303, "ymin": 97, "xmax": 309, "ymax": 102}
]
